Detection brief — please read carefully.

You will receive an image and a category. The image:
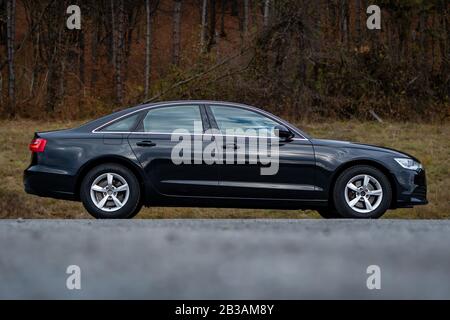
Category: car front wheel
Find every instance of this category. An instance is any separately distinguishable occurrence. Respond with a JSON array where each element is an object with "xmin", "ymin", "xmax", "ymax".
[
  {"xmin": 333, "ymin": 165, "xmax": 392, "ymax": 219},
  {"xmin": 80, "ymin": 163, "xmax": 142, "ymax": 219}
]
